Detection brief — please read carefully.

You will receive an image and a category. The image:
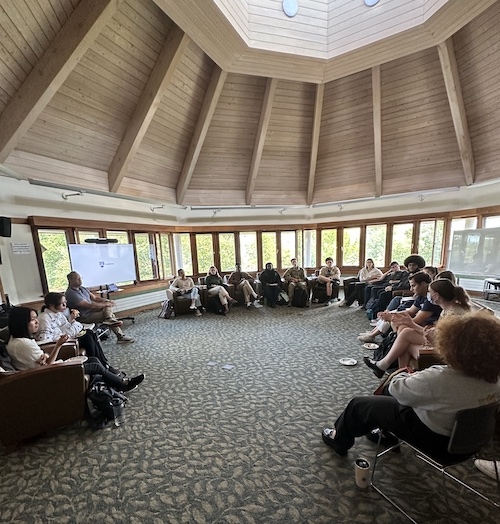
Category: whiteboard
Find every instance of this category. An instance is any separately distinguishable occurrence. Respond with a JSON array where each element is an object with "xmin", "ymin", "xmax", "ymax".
[{"xmin": 68, "ymin": 244, "xmax": 137, "ymax": 287}]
